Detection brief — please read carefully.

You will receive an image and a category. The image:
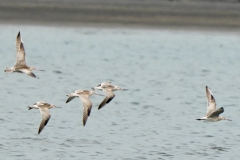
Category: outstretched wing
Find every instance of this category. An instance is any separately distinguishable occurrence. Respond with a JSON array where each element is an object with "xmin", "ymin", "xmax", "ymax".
[
  {"xmin": 79, "ymin": 95, "xmax": 92, "ymax": 126},
  {"xmin": 18, "ymin": 68, "xmax": 37, "ymax": 78},
  {"xmin": 208, "ymin": 107, "xmax": 224, "ymax": 118},
  {"xmin": 38, "ymin": 107, "xmax": 51, "ymax": 134},
  {"xmin": 66, "ymin": 97, "xmax": 75, "ymax": 103},
  {"xmin": 98, "ymin": 96, "xmax": 109, "ymax": 110},
  {"xmin": 16, "ymin": 31, "xmax": 21, "ymax": 53},
  {"xmin": 101, "ymin": 82, "xmax": 111, "ymax": 88},
  {"xmin": 205, "ymin": 86, "xmax": 217, "ymax": 117},
  {"xmin": 98, "ymin": 89, "xmax": 115, "ymax": 110},
  {"xmin": 93, "ymin": 82, "xmax": 111, "ymax": 90},
  {"xmin": 66, "ymin": 91, "xmax": 81, "ymax": 103},
  {"xmin": 15, "ymin": 32, "xmax": 26, "ymax": 67}
]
